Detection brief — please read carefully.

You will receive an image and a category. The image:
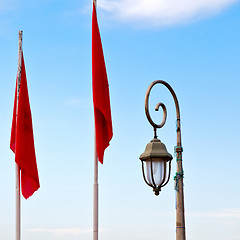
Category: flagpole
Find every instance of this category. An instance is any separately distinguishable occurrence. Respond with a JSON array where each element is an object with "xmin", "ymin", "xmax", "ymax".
[
  {"xmin": 93, "ymin": 0, "xmax": 98, "ymax": 238},
  {"xmin": 93, "ymin": 133, "xmax": 98, "ymax": 240},
  {"xmin": 16, "ymin": 30, "xmax": 23, "ymax": 240},
  {"xmin": 16, "ymin": 164, "xmax": 20, "ymax": 240}
]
